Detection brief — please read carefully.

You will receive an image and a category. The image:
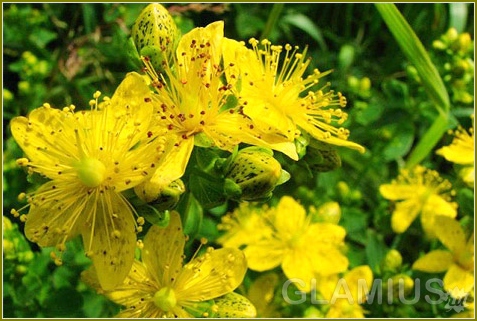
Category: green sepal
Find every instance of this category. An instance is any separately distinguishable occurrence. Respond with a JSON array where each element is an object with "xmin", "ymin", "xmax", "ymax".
[
  {"xmin": 176, "ymin": 192, "xmax": 203, "ymax": 238},
  {"xmin": 182, "ymin": 299, "xmax": 217, "ymax": 318},
  {"xmin": 126, "ymin": 36, "xmax": 143, "ymax": 70},
  {"xmin": 137, "ymin": 205, "xmax": 171, "ymax": 228}
]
